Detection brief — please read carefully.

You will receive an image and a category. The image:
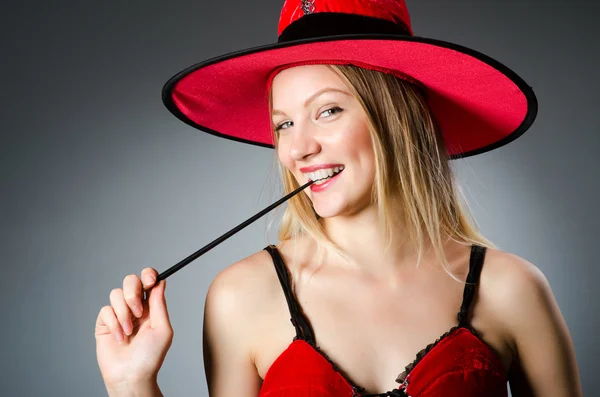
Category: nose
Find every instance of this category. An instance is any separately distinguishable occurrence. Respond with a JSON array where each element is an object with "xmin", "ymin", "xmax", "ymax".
[{"xmin": 288, "ymin": 124, "xmax": 321, "ymax": 161}]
